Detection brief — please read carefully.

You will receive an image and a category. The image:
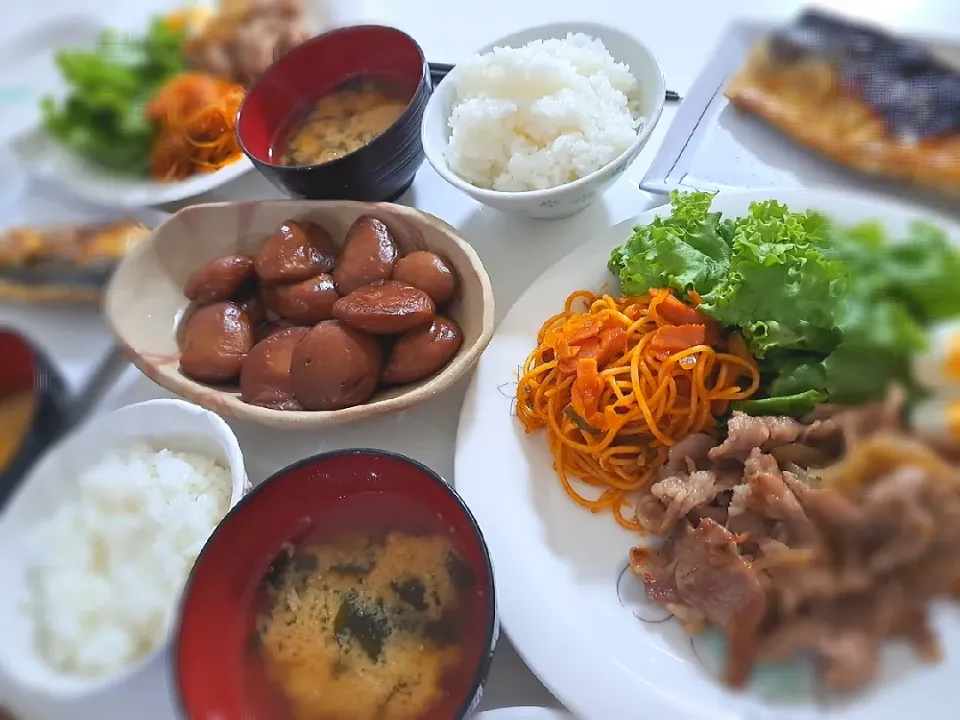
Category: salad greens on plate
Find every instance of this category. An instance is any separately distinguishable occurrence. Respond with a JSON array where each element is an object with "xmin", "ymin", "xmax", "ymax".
[
  {"xmin": 609, "ymin": 191, "xmax": 960, "ymax": 416},
  {"xmin": 40, "ymin": 18, "xmax": 187, "ymax": 176}
]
